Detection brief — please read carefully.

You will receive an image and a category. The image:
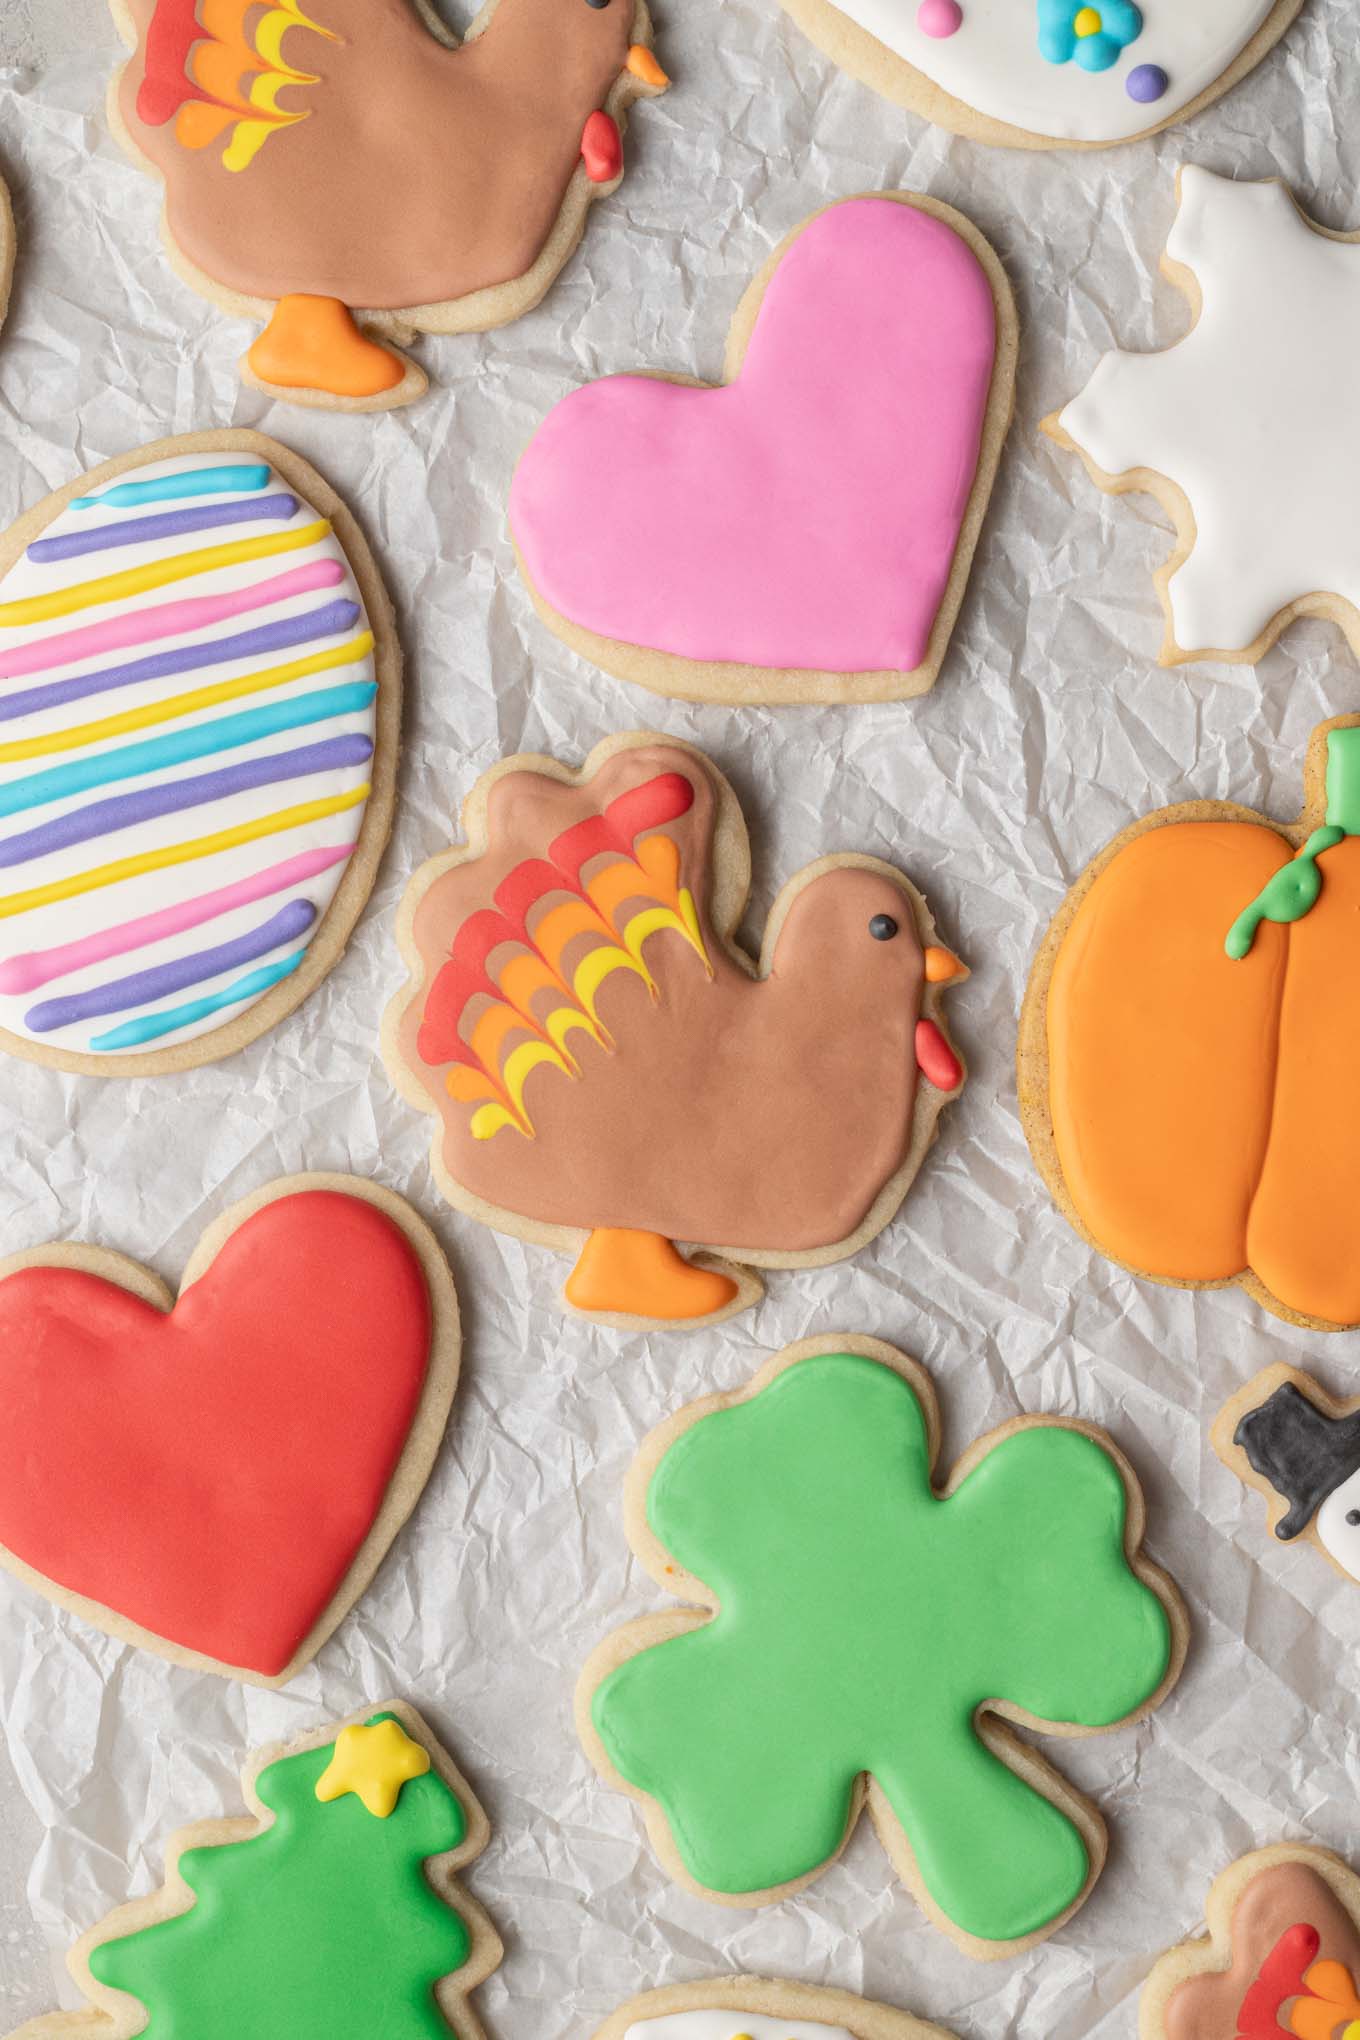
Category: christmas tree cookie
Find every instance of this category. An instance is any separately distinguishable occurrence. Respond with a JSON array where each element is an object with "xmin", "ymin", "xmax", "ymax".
[
  {"xmin": 5, "ymin": 1704, "xmax": 502, "ymax": 2040},
  {"xmin": 577, "ymin": 1334, "xmax": 1187, "ymax": 1958}
]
